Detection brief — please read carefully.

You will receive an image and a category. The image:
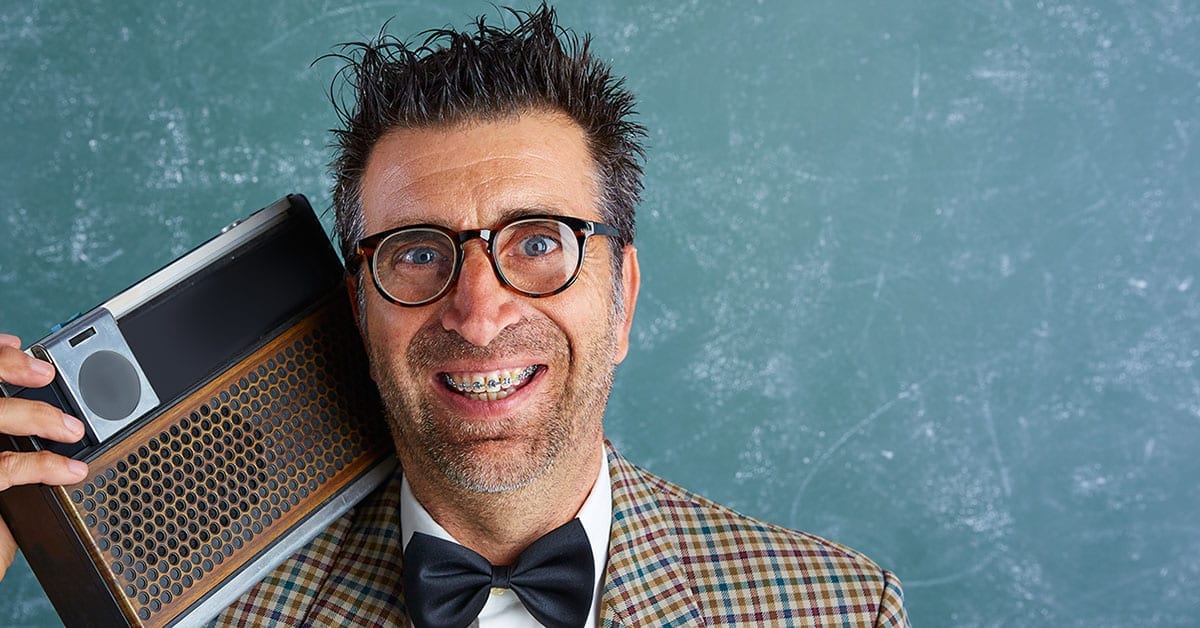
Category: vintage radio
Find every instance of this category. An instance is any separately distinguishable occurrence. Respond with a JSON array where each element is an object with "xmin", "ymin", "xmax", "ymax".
[{"xmin": 0, "ymin": 194, "xmax": 395, "ymax": 626}]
